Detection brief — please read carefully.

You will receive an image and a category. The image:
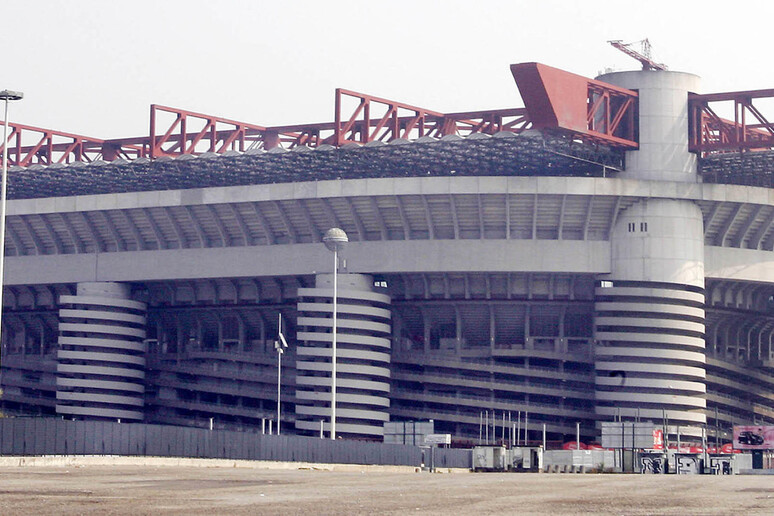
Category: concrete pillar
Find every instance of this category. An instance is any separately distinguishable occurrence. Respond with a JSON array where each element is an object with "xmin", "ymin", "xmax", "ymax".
[
  {"xmin": 454, "ymin": 304, "xmax": 462, "ymax": 354},
  {"xmin": 422, "ymin": 308, "xmax": 431, "ymax": 353},
  {"xmin": 489, "ymin": 304, "xmax": 496, "ymax": 351}
]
